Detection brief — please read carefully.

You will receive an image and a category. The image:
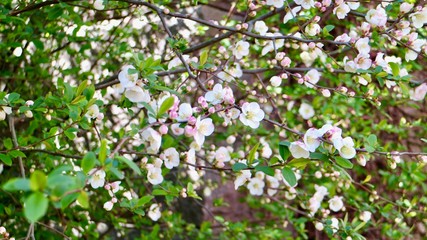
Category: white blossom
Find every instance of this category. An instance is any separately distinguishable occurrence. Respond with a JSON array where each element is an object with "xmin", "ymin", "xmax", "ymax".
[
  {"xmin": 254, "ymin": 21, "xmax": 268, "ymax": 36},
  {"xmin": 141, "ymin": 128, "xmax": 162, "ymax": 154},
  {"xmin": 266, "ymin": 0, "xmax": 284, "ymax": 8},
  {"xmin": 360, "ymin": 211, "xmax": 372, "ymax": 222},
  {"xmin": 88, "ymin": 169, "xmax": 106, "ymax": 189},
  {"xmin": 303, "ymin": 128, "xmax": 322, "ymax": 152},
  {"xmin": 194, "ymin": 117, "xmax": 214, "ymax": 145},
  {"xmin": 103, "ymin": 201, "xmax": 114, "ymax": 211},
  {"xmin": 176, "ymin": 103, "xmax": 193, "ymax": 122},
  {"xmin": 333, "ymin": 3, "xmax": 350, "ymax": 20},
  {"xmin": 247, "ymin": 177, "xmax": 265, "ymax": 196},
  {"xmin": 366, "ymin": 5, "xmax": 388, "ymax": 27},
  {"xmin": 148, "ymin": 203, "xmax": 161, "ymax": 221},
  {"xmin": 304, "ymin": 69, "xmax": 320, "ymax": 88},
  {"xmin": 205, "ymin": 84, "xmax": 225, "ymax": 105},
  {"xmin": 298, "ymin": 102, "xmax": 315, "ymax": 120},
  {"xmin": 328, "ymin": 196, "xmax": 344, "ymax": 212},
  {"xmin": 283, "ymin": 6, "xmax": 301, "ymax": 24},
  {"xmin": 294, "ymin": 0, "xmax": 315, "ymax": 10},
  {"xmin": 410, "ymin": 7, "xmax": 427, "ymax": 28},
  {"xmin": 355, "ymin": 37, "xmax": 370, "ymax": 55},
  {"xmin": 234, "ymin": 170, "xmax": 251, "ymax": 190},
  {"xmin": 0, "ymin": 106, "xmax": 12, "ymax": 121},
  {"xmin": 162, "ymin": 147, "xmax": 180, "ymax": 169},
  {"xmin": 333, "ymin": 137, "xmax": 356, "ymax": 159},
  {"xmin": 93, "ymin": 0, "xmax": 105, "ymax": 10},
  {"xmin": 118, "ymin": 65, "xmax": 138, "ymax": 89},
  {"xmin": 289, "ymin": 141, "xmax": 310, "ymax": 159},
  {"xmin": 233, "ymin": 40, "xmax": 250, "ymax": 59},
  {"xmin": 410, "ymin": 83, "xmax": 427, "ymax": 101},
  {"xmin": 147, "ymin": 165, "xmax": 163, "ymax": 185},
  {"xmin": 239, "ymin": 102, "xmax": 265, "ymax": 129},
  {"xmin": 270, "ymin": 76, "xmax": 282, "ymax": 87},
  {"xmin": 124, "ymin": 86, "xmax": 151, "ymax": 103}
]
